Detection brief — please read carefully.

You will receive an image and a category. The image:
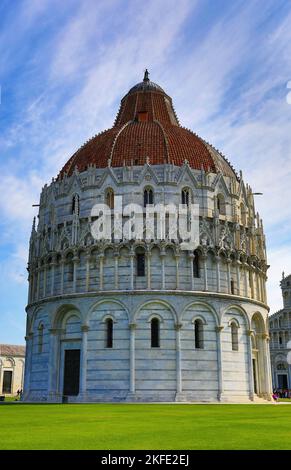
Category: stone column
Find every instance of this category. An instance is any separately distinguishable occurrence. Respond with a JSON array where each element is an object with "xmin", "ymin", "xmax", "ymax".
[
  {"xmin": 80, "ymin": 325, "xmax": 89, "ymax": 398},
  {"xmin": 236, "ymin": 260, "xmax": 241, "ymax": 296},
  {"xmin": 255, "ymin": 270, "xmax": 260, "ymax": 301},
  {"xmin": 246, "ymin": 330, "xmax": 255, "ymax": 400},
  {"xmin": 23, "ymin": 333, "xmax": 33, "ymax": 400},
  {"xmin": 21, "ymin": 360, "xmax": 25, "ymax": 391},
  {"xmin": 175, "ymin": 323, "xmax": 183, "ymax": 397},
  {"xmin": 48, "ymin": 329, "xmax": 59, "ymax": 401},
  {"xmin": 114, "ymin": 253, "xmax": 119, "ymax": 290},
  {"xmin": 27, "ymin": 272, "xmax": 32, "ymax": 304},
  {"xmin": 243, "ymin": 263, "xmax": 248, "ymax": 297},
  {"xmin": 60, "ymin": 257, "xmax": 65, "ymax": 294},
  {"xmin": 262, "ymin": 333, "xmax": 272, "ymax": 399},
  {"xmin": 31, "ymin": 271, "xmax": 35, "ymax": 302},
  {"xmin": 175, "ymin": 254, "xmax": 180, "ymax": 290},
  {"xmin": 43, "ymin": 264, "xmax": 47, "ymax": 298},
  {"xmin": 31, "ymin": 272, "xmax": 36, "ymax": 303},
  {"xmin": 202, "ymin": 254, "xmax": 208, "ymax": 291},
  {"xmin": 146, "ymin": 251, "xmax": 151, "ymax": 290},
  {"xmin": 226, "ymin": 258, "xmax": 231, "ymax": 294},
  {"xmin": 261, "ymin": 274, "xmax": 265, "ymax": 303},
  {"xmin": 263, "ymin": 275, "xmax": 267, "ymax": 304},
  {"xmin": 216, "ymin": 326, "xmax": 224, "ymax": 400},
  {"xmin": 250, "ymin": 267, "xmax": 255, "ymax": 299},
  {"xmin": 188, "ymin": 253, "xmax": 194, "ymax": 290},
  {"xmin": 160, "ymin": 250, "xmax": 166, "ymax": 290},
  {"xmin": 36, "ymin": 265, "xmax": 40, "ymax": 300},
  {"xmin": 129, "ymin": 323, "xmax": 136, "ymax": 395},
  {"xmin": 215, "ymin": 255, "xmax": 221, "ymax": 292},
  {"xmin": 73, "ymin": 255, "xmax": 79, "ymax": 293},
  {"xmin": 130, "ymin": 251, "xmax": 135, "ymax": 290},
  {"xmin": 51, "ymin": 257, "xmax": 56, "ymax": 296},
  {"xmin": 99, "ymin": 254, "xmax": 104, "ymax": 291},
  {"xmin": 85, "ymin": 254, "xmax": 91, "ymax": 292}
]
